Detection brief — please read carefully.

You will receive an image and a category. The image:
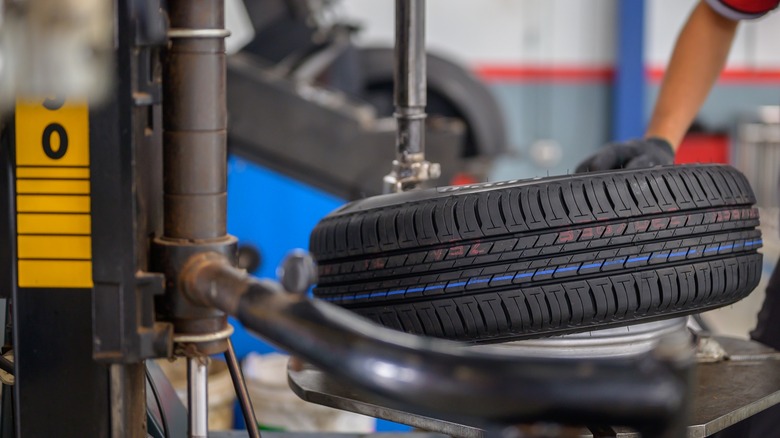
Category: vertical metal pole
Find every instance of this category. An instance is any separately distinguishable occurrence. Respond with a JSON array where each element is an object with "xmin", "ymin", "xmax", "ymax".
[
  {"xmin": 163, "ymin": 0, "xmax": 228, "ymax": 240},
  {"xmin": 384, "ymin": 0, "xmax": 439, "ymax": 193},
  {"xmin": 109, "ymin": 364, "xmax": 147, "ymax": 438},
  {"xmin": 224, "ymin": 339, "xmax": 261, "ymax": 438},
  {"xmin": 187, "ymin": 358, "xmax": 209, "ymax": 438},
  {"xmin": 394, "ymin": 0, "xmax": 427, "ymax": 161}
]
